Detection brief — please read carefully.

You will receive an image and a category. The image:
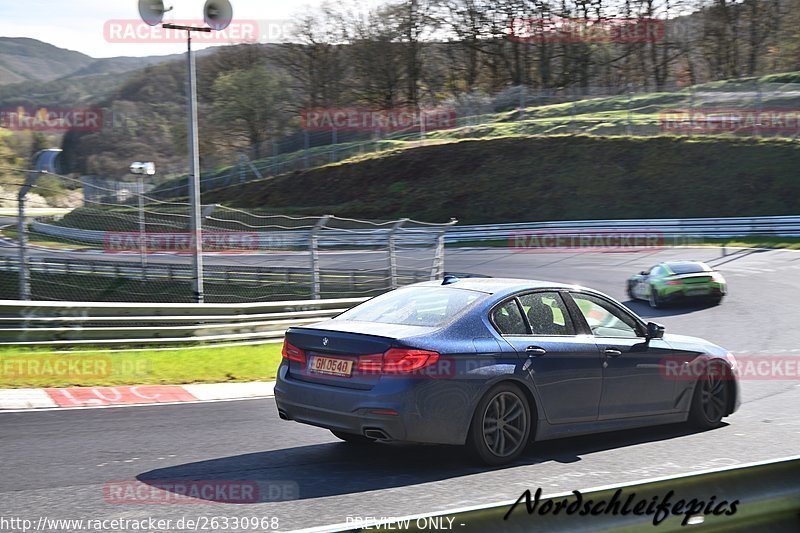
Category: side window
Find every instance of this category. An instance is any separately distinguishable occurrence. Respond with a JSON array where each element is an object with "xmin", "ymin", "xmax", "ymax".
[
  {"xmin": 517, "ymin": 292, "xmax": 575, "ymax": 335},
  {"xmin": 492, "ymin": 300, "xmax": 527, "ymax": 335},
  {"xmin": 649, "ymin": 266, "xmax": 663, "ymax": 277},
  {"xmin": 570, "ymin": 293, "xmax": 641, "ymax": 338}
]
